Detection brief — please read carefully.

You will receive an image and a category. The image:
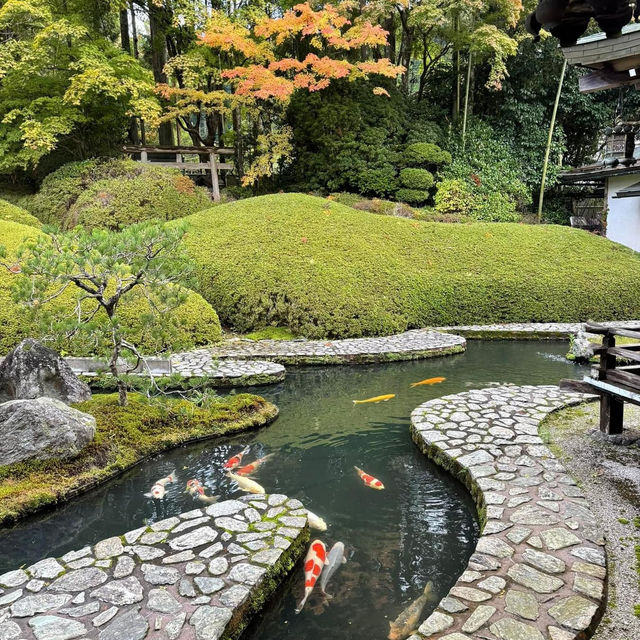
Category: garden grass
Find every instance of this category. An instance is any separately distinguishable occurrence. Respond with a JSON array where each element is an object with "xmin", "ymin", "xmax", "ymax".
[
  {"xmin": 182, "ymin": 193, "xmax": 640, "ymax": 339},
  {"xmin": 0, "ymin": 392, "xmax": 278, "ymax": 525}
]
